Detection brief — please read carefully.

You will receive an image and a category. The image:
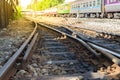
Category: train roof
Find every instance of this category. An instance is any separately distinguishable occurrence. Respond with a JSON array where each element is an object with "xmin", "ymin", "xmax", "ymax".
[{"xmin": 71, "ymin": 0, "xmax": 96, "ymax": 3}]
